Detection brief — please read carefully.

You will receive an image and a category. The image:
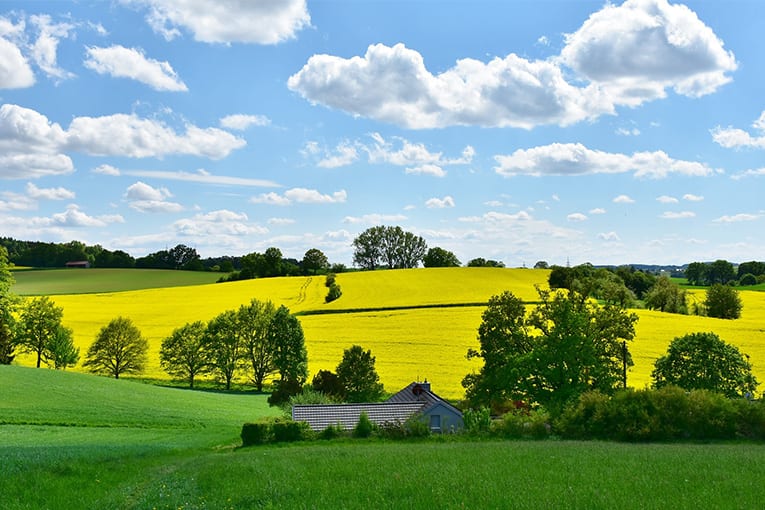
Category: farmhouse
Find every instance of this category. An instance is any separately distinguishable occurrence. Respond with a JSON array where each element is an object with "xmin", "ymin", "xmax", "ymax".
[
  {"xmin": 293, "ymin": 381, "xmax": 463, "ymax": 433},
  {"xmin": 65, "ymin": 260, "xmax": 90, "ymax": 268}
]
